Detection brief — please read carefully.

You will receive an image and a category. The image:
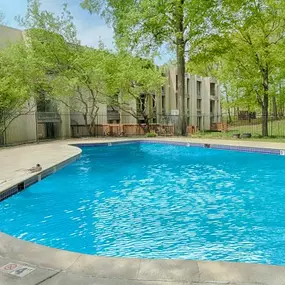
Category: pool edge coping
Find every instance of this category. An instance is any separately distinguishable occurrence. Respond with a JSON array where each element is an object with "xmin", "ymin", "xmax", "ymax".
[
  {"xmin": 1, "ymin": 138, "xmax": 285, "ymax": 284},
  {"xmin": 0, "ymin": 145, "xmax": 82, "ymax": 201},
  {"xmin": 72, "ymin": 139, "xmax": 285, "ymax": 155}
]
